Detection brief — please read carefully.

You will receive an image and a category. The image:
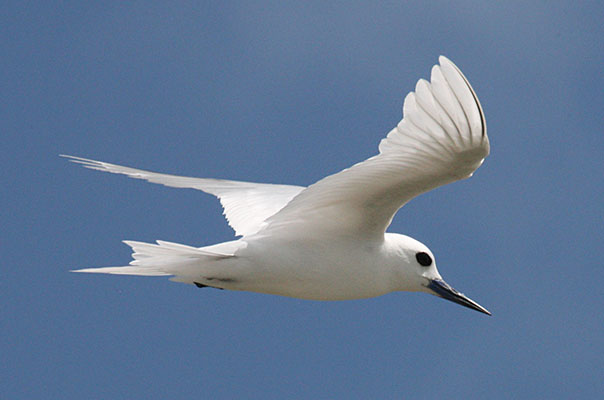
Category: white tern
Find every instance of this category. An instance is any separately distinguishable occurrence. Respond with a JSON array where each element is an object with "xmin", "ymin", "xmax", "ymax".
[{"xmin": 65, "ymin": 56, "xmax": 491, "ymax": 315}]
